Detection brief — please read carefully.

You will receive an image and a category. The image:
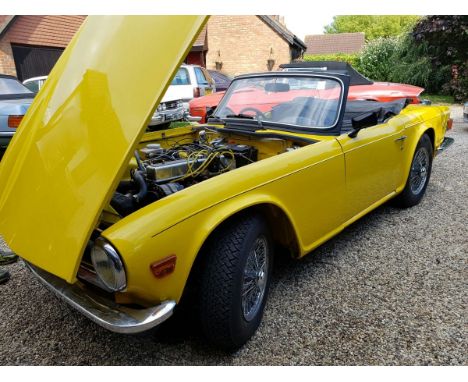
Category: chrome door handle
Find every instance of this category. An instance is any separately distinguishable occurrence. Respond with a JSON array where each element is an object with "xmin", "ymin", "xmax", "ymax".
[{"xmin": 395, "ymin": 135, "xmax": 407, "ymax": 142}]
